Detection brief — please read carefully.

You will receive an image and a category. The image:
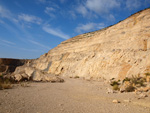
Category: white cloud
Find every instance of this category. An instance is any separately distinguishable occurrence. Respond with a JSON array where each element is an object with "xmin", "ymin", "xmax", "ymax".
[
  {"xmin": 87, "ymin": 0, "xmax": 120, "ymax": 14},
  {"xmin": 76, "ymin": 5, "xmax": 88, "ymax": 17},
  {"xmin": 75, "ymin": 22, "xmax": 105, "ymax": 33},
  {"xmin": 0, "ymin": 5, "xmax": 50, "ymax": 54},
  {"xmin": 0, "ymin": 5, "xmax": 20, "ymax": 25},
  {"xmin": 18, "ymin": 14, "xmax": 42, "ymax": 24},
  {"xmin": 43, "ymin": 26, "xmax": 70, "ymax": 40},
  {"xmin": 44, "ymin": 7, "xmax": 56, "ymax": 17},
  {"xmin": 76, "ymin": 0, "xmax": 120, "ymax": 17},
  {"xmin": 0, "ymin": 5, "xmax": 11, "ymax": 19},
  {"xmin": 126, "ymin": 0, "xmax": 141, "ymax": 10},
  {"xmin": 29, "ymin": 40, "xmax": 51, "ymax": 50}
]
